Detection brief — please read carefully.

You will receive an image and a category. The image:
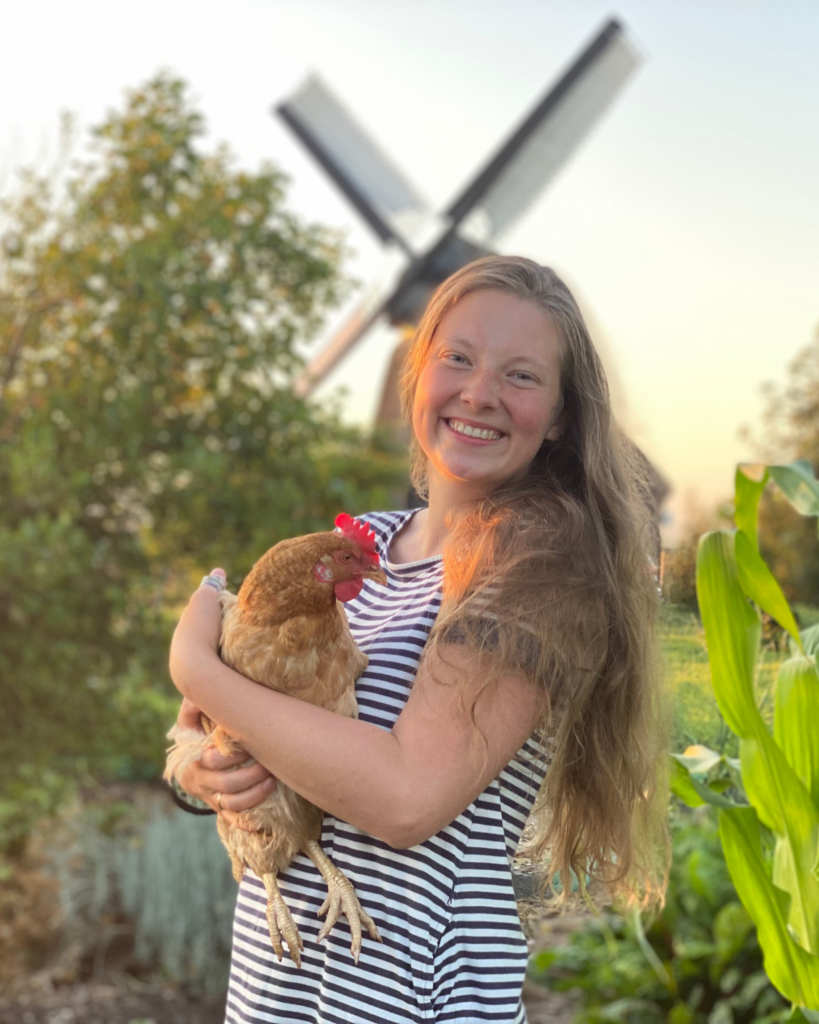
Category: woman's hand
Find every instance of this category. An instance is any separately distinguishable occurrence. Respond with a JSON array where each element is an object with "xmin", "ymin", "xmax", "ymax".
[
  {"xmin": 169, "ymin": 569, "xmax": 226, "ymax": 700},
  {"xmin": 174, "ymin": 700, "xmax": 278, "ymax": 832}
]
